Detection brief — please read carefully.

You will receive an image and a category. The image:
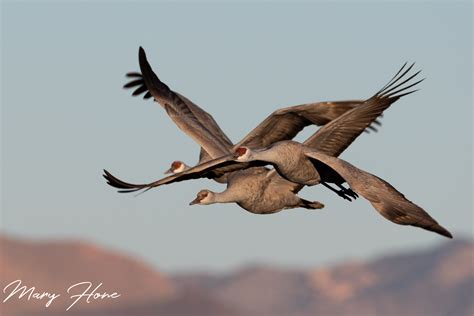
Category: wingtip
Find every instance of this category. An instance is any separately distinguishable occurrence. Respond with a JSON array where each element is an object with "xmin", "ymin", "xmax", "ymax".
[
  {"xmin": 138, "ymin": 46, "xmax": 152, "ymax": 74},
  {"xmin": 138, "ymin": 47, "xmax": 147, "ymax": 64},
  {"xmin": 434, "ymin": 224, "xmax": 453, "ymax": 239},
  {"xmin": 442, "ymin": 229, "xmax": 453, "ymax": 239},
  {"xmin": 102, "ymin": 170, "xmax": 112, "ymax": 185}
]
